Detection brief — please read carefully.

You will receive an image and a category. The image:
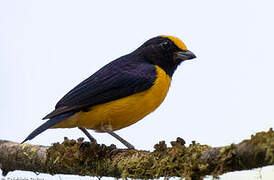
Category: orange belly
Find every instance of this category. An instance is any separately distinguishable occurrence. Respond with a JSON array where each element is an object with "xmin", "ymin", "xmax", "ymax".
[{"xmin": 53, "ymin": 65, "xmax": 171, "ymax": 132}]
